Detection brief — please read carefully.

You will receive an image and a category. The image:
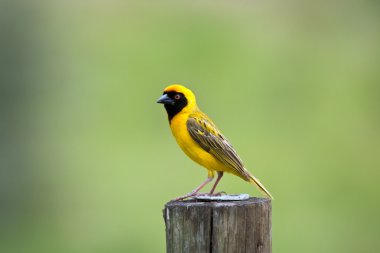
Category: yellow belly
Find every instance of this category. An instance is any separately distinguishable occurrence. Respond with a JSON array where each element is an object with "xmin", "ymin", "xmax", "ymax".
[{"xmin": 170, "ymin": 113, "xmax": 223, "ymax": 172}]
